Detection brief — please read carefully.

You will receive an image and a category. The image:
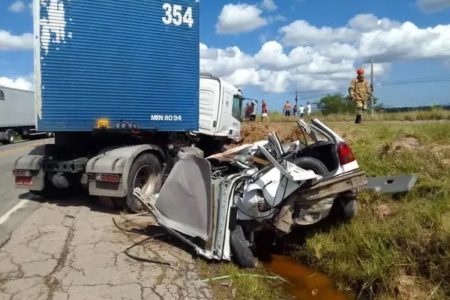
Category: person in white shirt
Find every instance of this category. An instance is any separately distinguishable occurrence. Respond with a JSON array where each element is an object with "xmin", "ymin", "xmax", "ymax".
[
  {"xmin": 306, "ymin": 102, "xmax": 312, "ymax": 117},
  {"xmin": 299, "ymin": 104, "xmax": 305, "ymax": 118}
]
